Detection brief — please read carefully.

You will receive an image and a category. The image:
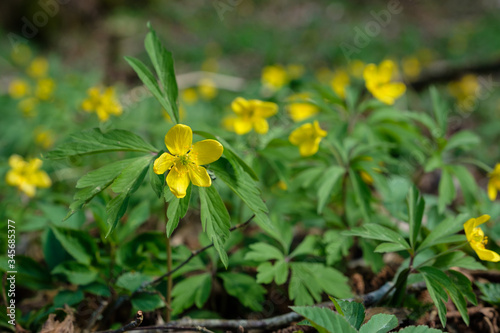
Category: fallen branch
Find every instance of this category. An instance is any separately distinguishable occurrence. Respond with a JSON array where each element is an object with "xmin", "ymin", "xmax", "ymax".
[
  {"xmin": 111, "ymin": 311, "xmax": 143, "ymax": 333},
  {"xmin": 106, "ymin": 282, "xmax": 394, "ymax": 332}
]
